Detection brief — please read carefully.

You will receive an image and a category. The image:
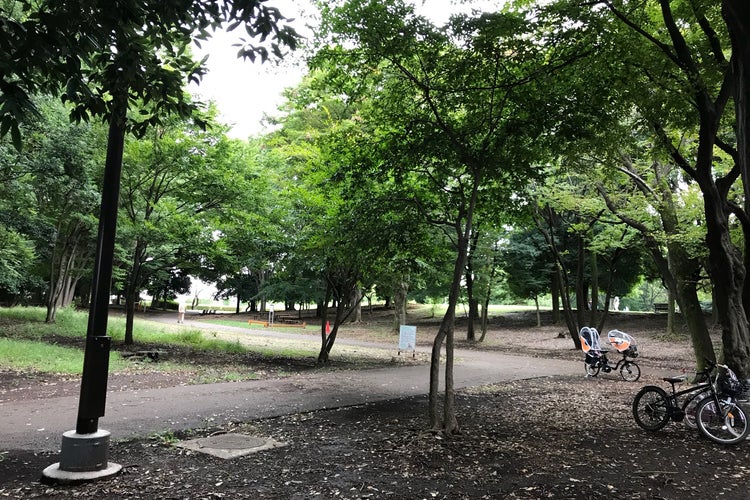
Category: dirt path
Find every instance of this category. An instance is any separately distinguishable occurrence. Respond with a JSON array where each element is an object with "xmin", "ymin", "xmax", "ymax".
[
  {"xmin": 6, "ymin": 311, "xmax": 745, "ymax": 499},
  {"xmin": 0, "ymin": 344, "xmax": 583, "ymax": 451}
]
